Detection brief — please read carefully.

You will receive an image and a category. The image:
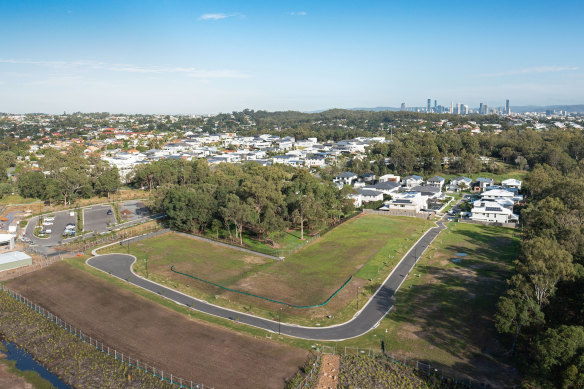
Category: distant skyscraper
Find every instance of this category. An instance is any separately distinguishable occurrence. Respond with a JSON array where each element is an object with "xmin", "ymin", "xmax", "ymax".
[
  {"xmin": 505, "ymin": 99, "xmax": 510, "ymax": 114},
  {"xmin": 427, "ymin": 99, "xmax": 431, "ymax": 113},
  {"xmin": 456, "ymin": 103, "xmax": 461, "ymax": 115},
  {"xmin": 400, "ymin": 102, "xmax": 406, "ymax": 111},
  {"xmin": 462, "ymin": 104, "xmax": 469, "ymax": 115},
  {"xmin": 479, "ymin": 103, "xmax": 484, "ymax": 114},
  {"xmin": 434, "ymin": 100, "xmax": 437, "ymax": 109},
  {"xmin": 450, "ymin": 101, "xmax": 453, "ymax": 114}
]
